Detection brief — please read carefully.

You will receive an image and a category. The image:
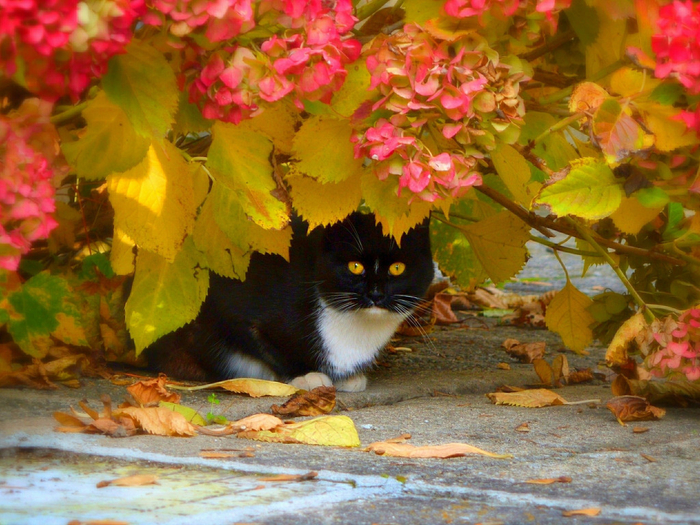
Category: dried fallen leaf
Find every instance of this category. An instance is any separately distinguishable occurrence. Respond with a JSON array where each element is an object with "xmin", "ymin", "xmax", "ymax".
[
  {"xmin": 205, "ymin": 378, "xmax": 299, "ymax": 397},
  {"xmin": 497, "ymin": 362, "xmax": 511, "ymax": 370},
  {"xmin": 633, "ymin": 427, "xmax": 649, "ymax": 434},
  {"xmin": 396, "ymin": 314, "xmax": 435, "ymax": 336},
  {"xmin": 237, "ymin": 415, "xmax": 360, "ymax": 447},
  {"xmin": 199, "ymin": 449, "xmax": 255, "ymax": 458},
  {"xmin": 524, "ymin": 476, "xmax": 572, "ymax": 485},
  {"xmin": 159, "ymin": 401, "xmax": 207, "ymax": 426},
  {"xmin": 605, "ymin": 396, "xmax": 666, "ymax": 425},
  {"xmin": 606, "ymin": 312, "xmax": 647, "ymax": 366},
  {"xmin": 502, "ymin": 338, "xmax": 520, "ymax": 350},
  {"xmin": 562, "ymin": 507, "xmax": 601, "ymax": 517},
  {"xmin": 504, "ymin": 342, "xmax": 546, "ymax": 363},
  {"xmin": 515, "ymin": 422, "xmax": 530, "ymax": 432},
  {"xmin": 116, "ymin": 406, "xmax": 197, "ymax": 436},
  {"xmin": 641, "ymin": 453, "xmax": 657, "ymax": 462},
  {"xmin": 612, "ymin": 375, "xmax": 700, "ymax": 404},
  {"xmin": 567, "ymin": 369, "xmax": 594, "ymax": 384},
  {"xmin": 127, "ymin": 374, "xmax": 180, "ymax": 405},
  {"xmin": 487, "ymin": 389, "xmax": 568, "ymax": 408},
  {"xmin": 196, "ymin": 413, "xmax": 285, "ymax": 436},
  {"xmin": 364, "ymin": 441, "xmax": 512, "ymax": 459},
  {"xmin": 258, "ymin": 471, "xmax": 318, "ymax": 482},
  {"xmin": 432, "ymin": 293, "xmax": 459, "ymax": 325},
  {"xmin": 97, "ymin": 474, "xmax": 158, "ymax": 488},
  {"xmin": 271, "ymin": 386, "xmax": 336, "ymax": 417}
]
